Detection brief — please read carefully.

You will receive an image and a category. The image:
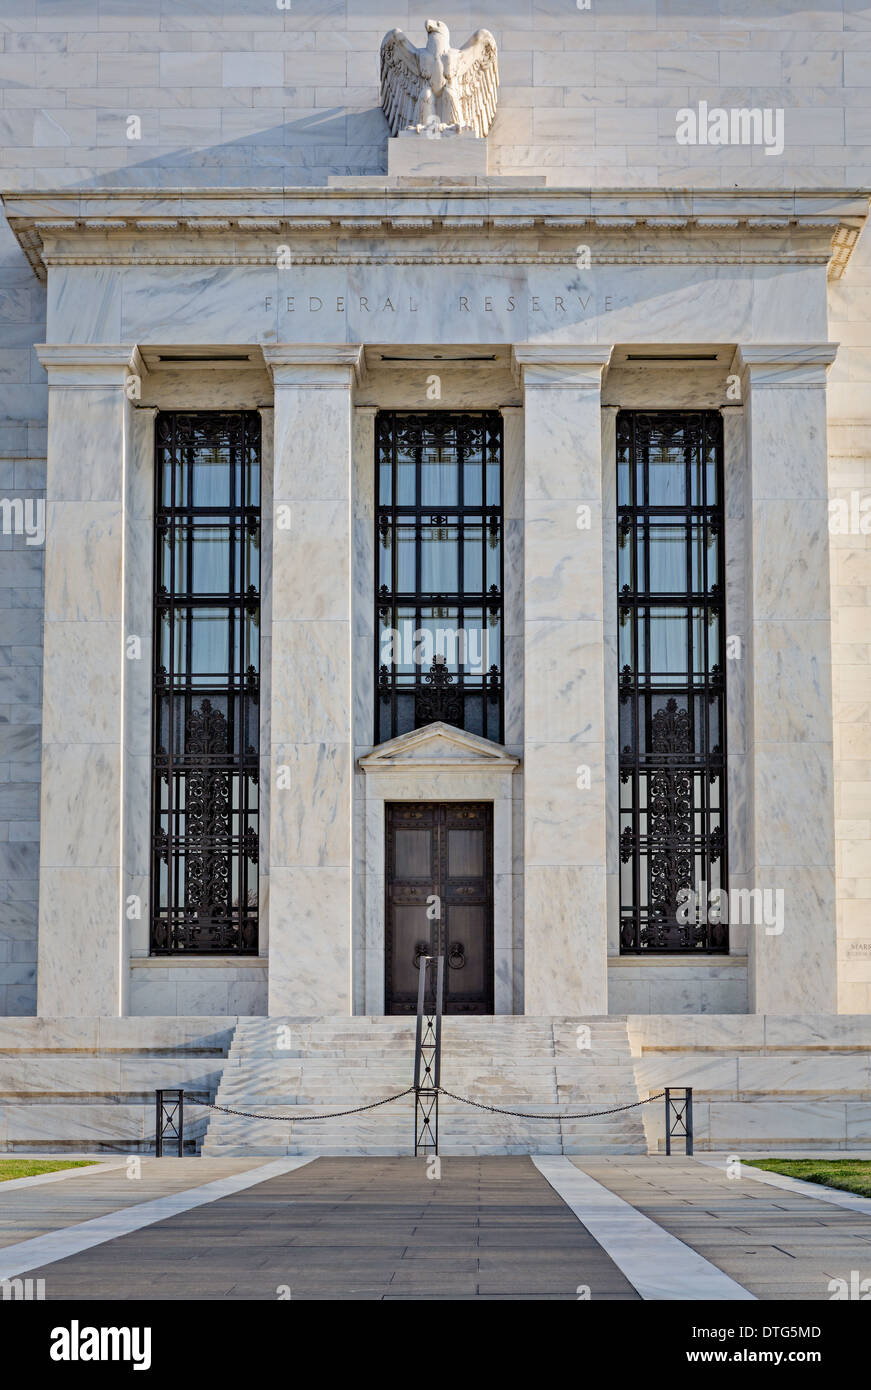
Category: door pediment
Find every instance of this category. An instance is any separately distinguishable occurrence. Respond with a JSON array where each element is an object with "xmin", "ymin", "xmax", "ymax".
[{"xmin": 359, "ymin": 721, "xmax": 518, "ymax": 773}]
